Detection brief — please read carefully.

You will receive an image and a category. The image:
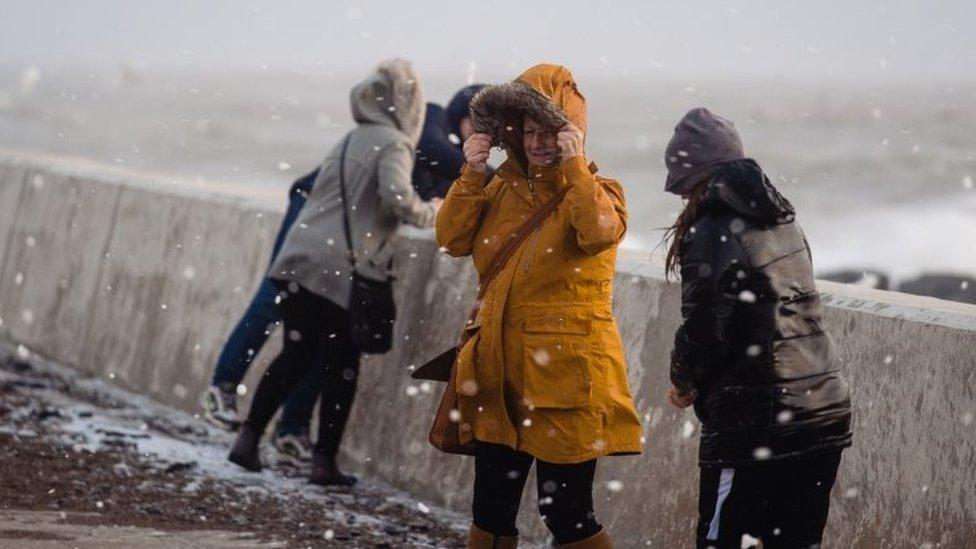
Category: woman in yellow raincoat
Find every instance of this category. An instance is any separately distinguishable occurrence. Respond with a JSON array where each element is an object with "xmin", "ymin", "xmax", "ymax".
[{"xmin": 436, "ymin": 63, "xmax": 642, "ymax": 549}]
